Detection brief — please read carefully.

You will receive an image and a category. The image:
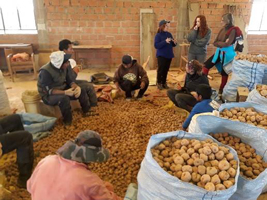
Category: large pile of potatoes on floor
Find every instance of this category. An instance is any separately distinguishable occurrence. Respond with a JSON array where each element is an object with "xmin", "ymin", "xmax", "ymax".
[
  {"xmin": 0, "ymin": 99, "xmax": 186, "ymax": 200},
  {"xmin": 257, "ymin": 85, "xmax": 267, "ymax": 98},
  {"xmin": 235, "ymin": 53, "xmax": 267, "ymax": 64},
  {"xmin": 210, "ymin": 133, "xmax": 267, "ymax": 180},
  {"xmin": 220, "ymin": 107, "xmax": 267, "ymax": 129},
  {"xmin": 151, "ymin": 137, "xmax": 238, "ymax": 191}
]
